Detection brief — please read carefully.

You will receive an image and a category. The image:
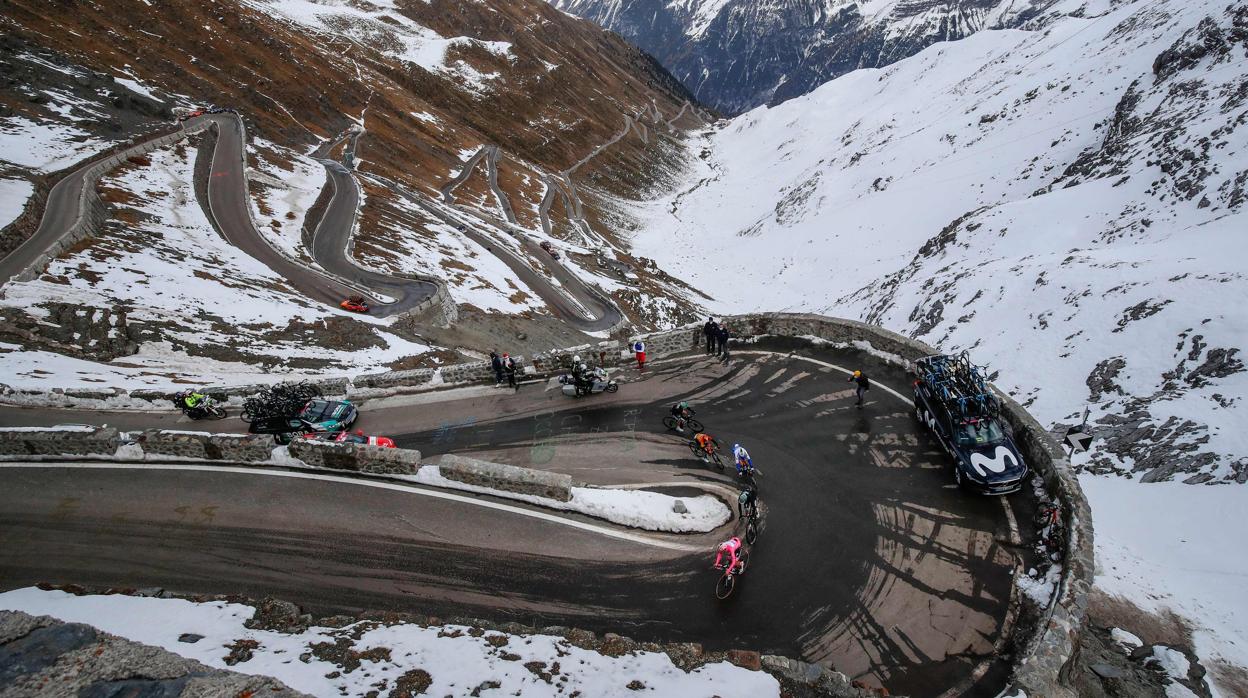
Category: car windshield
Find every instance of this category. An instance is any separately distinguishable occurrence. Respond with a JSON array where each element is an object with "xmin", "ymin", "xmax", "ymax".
[
  {"xmin": 300, "ymin": 400, "xmax": 336, "ymax": 422},
  {"xmin": 957, "ymin": 419, "xmax": 1005, "ymax": 447}
]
